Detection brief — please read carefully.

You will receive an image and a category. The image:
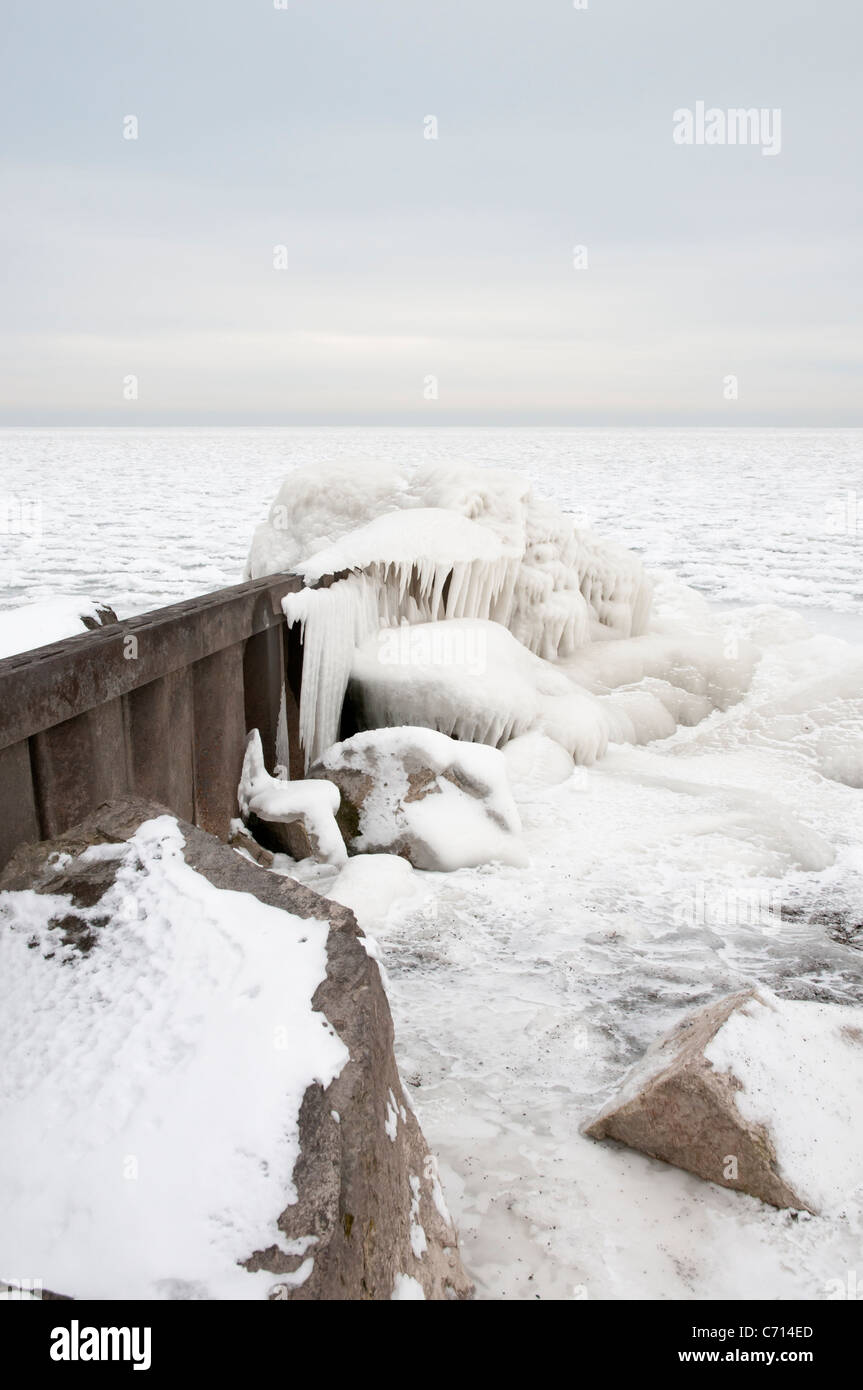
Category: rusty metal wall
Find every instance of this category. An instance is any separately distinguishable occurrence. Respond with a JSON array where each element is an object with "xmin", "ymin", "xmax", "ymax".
[{"xmin": 0, "ymin": 574, "xmax": 304, "ymax": 869}]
